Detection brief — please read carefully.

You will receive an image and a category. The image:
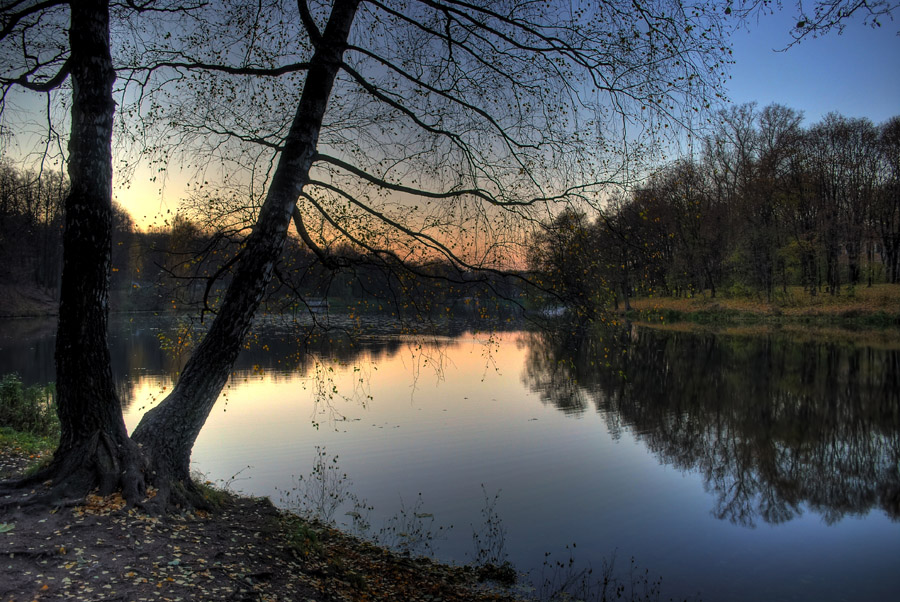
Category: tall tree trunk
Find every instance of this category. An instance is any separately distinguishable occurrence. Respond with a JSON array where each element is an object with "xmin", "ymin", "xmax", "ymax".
[
  {"xmin": 887, "ymin": 237, "xmax": 899, "ymax": 284},
  {"xmin": 803, "ymin": 243, "xmax": 818, "ymax": 296},
  {"xmin": 847, "ymin": 241, "xmax": 861, "ymax": 285},
  {"xmin": 15, "ymin": 0, "xmax": 147, "ymax": 504},
  {"xmin": 132, "ymin": 0, "xmax": 360, "ymax": 507},
  {"xmin": 894, "ymin": 238, "xmax": 900, "ymax": 283}
]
